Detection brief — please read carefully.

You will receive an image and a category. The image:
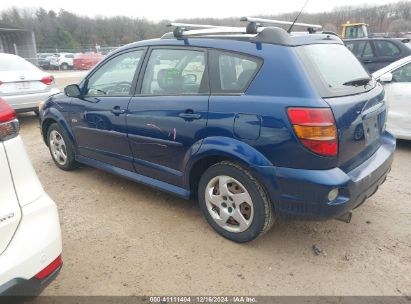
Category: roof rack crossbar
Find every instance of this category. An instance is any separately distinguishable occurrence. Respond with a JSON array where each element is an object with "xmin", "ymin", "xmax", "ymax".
[
  {"xmin": 167, "ymin": 22, "xmax": 267, "ymax": 38},
  {"xmin": 167, "ymin": 22, "xmax": 226, "ymax": 29},
  {"xmin": 240, "ymin": 16, "xmax": 322, "ymax": 30},
  {"xmin": 175, "ymin": 27, "xmax": 262, "ymax": 37}
]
